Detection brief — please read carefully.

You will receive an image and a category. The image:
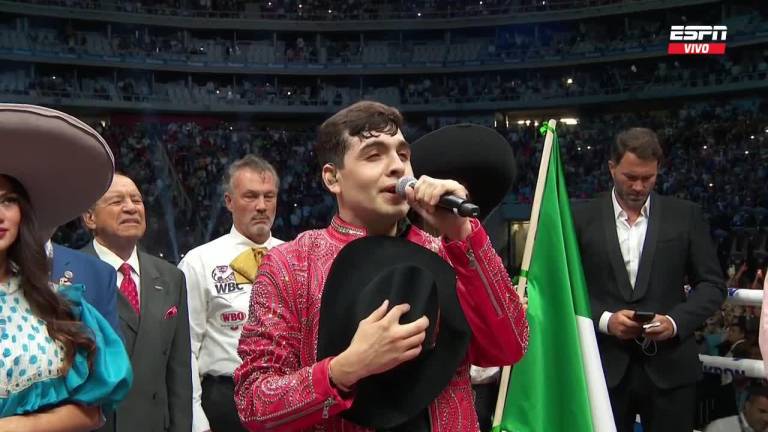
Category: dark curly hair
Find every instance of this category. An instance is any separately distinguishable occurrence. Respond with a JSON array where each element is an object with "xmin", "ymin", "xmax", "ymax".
[{"xmin": 315, "ymin": 100, "xmax": 404, "ymax": 168}]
